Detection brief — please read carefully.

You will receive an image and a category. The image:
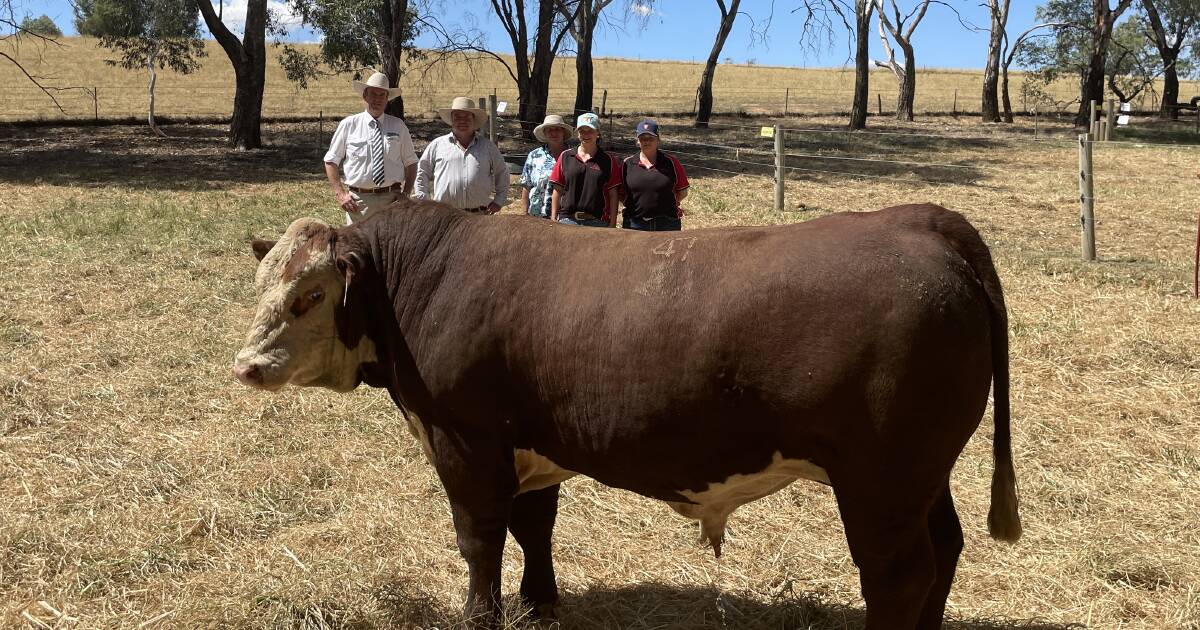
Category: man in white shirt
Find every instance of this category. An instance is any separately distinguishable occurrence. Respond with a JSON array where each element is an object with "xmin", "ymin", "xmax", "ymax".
[
  {"xmin": 323, "ymin": 71, "xmax": 418, "ymax": 224},
  {"xmin": 414, "ymin": 96, "xmax": 508, "ymax": 214}
]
